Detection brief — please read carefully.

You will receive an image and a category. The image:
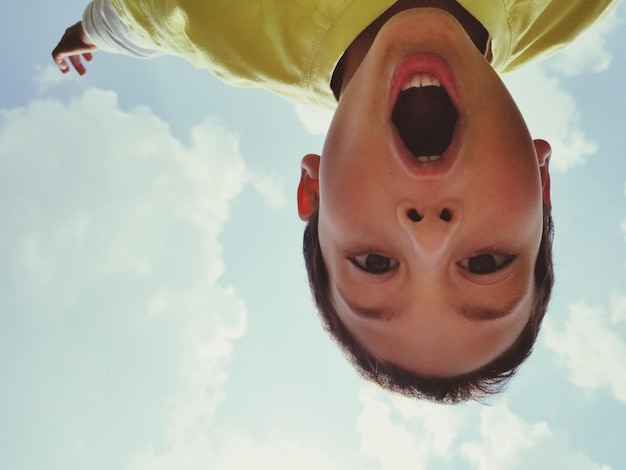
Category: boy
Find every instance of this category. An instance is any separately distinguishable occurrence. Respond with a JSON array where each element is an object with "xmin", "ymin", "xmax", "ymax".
[{"xmin": 53, "ymin": 0, "xmax": 615, "ymax": 403}]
